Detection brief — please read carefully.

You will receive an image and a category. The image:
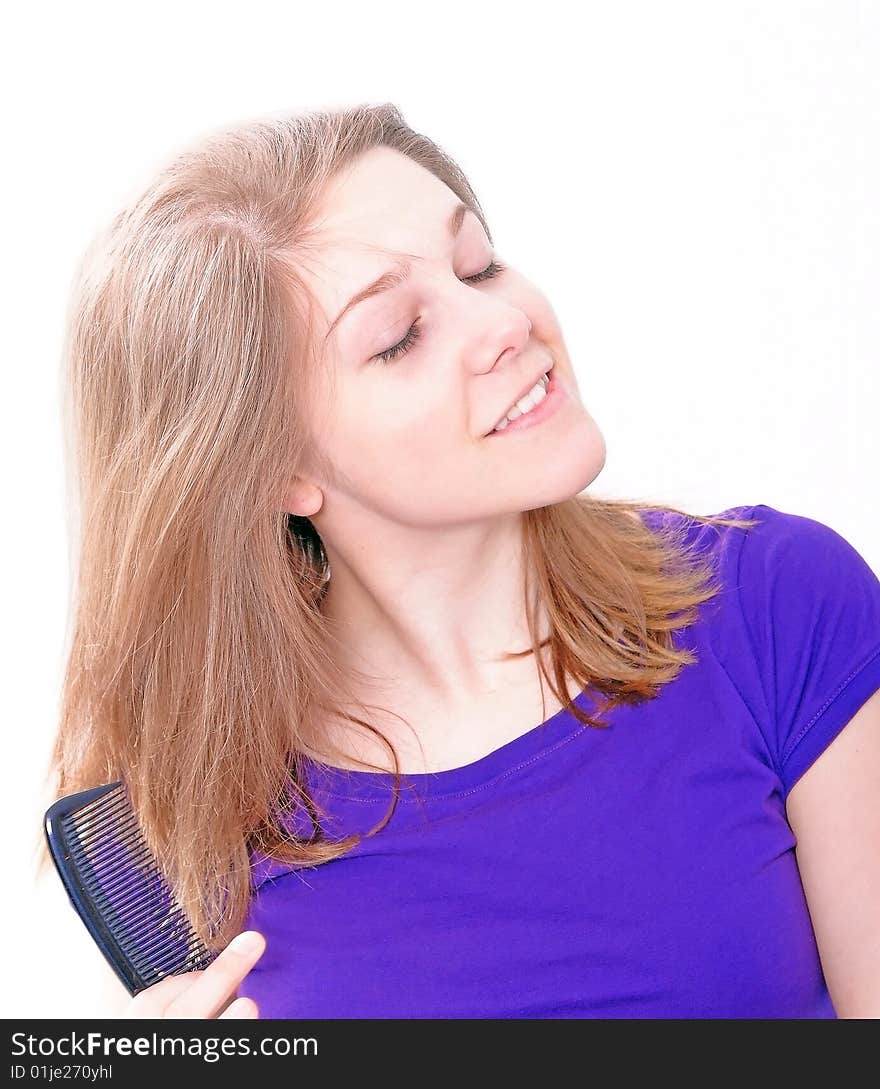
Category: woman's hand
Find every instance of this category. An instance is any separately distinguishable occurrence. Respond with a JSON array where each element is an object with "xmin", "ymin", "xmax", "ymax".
[{"xmin": 121, "ymin": 930, "xmax": 266, "ymax": 1019}]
